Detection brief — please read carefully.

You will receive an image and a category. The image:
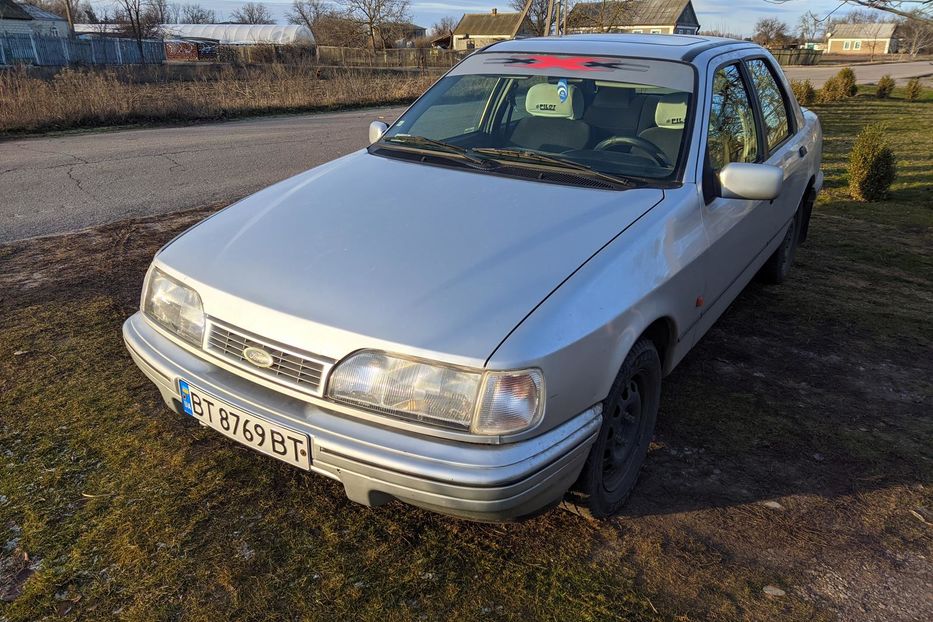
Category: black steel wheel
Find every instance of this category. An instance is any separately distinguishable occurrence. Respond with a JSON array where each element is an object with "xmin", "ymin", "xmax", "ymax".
[{"xmin": 563, "ymin": 339, "xmax": 662, "ymax": 520}]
